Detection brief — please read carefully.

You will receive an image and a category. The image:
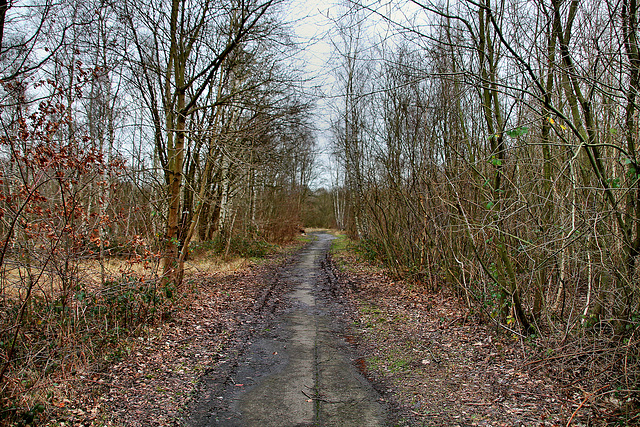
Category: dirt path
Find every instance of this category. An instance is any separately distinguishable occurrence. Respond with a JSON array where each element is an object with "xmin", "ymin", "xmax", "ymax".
[{"xmin": 186, "ymin": 232, "xmax": 388, "ymax": 426}]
